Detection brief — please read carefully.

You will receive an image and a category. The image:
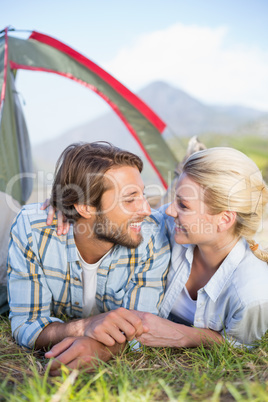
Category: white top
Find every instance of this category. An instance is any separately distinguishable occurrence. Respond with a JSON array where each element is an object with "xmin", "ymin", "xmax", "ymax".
[
  {"xmin": 171, "ymin": 286, "xmax": 197, "ymax": 324},
  {"xmin": 78, "ymin": 250, "xmax": 110, "ymax": 318}
]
